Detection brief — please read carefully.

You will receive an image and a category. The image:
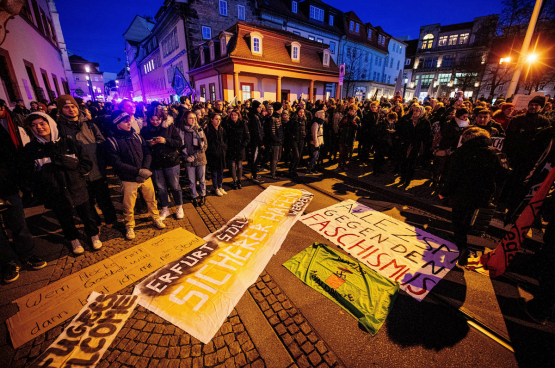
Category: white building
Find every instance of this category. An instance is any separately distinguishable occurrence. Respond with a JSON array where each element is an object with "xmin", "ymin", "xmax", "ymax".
[
  {"xmin": 0, "ymin": 0, "xmax": 72, "ymax": 106},
  {"xmin": 69, "ymin": 55, "xmax": 105, "ymax": 101}
]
